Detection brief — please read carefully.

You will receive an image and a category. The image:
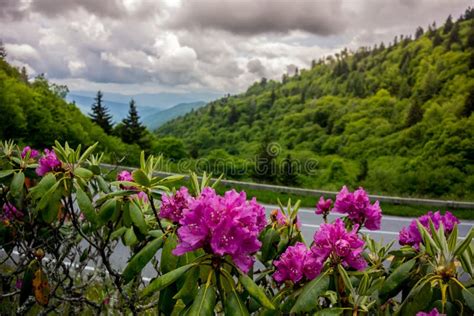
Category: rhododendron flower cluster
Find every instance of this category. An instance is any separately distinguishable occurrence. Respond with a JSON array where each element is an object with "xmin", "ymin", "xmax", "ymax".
[
  {"xmin": 399, "ymin": 211, "xmax": 459, "ymax": 249},
  {"xmin": 36, "ymin": 149, "xmax": 61, "ymax": 176},
  {"xmin": 333, "ymin": 186, "xmax": 382, "ymax": 230},
  {"xmin": 21, "ymin": 146, "xmax": 39, "ymax": 159},
  {"xmin": 310, "ymin": 218, "xmax": 367, "ymax": 270},
  {"xmin": 1, "ymin": 202, "xmax": 24, "ymax": 222},
  {"xmin": 315, "ymin": 196, "xmax": 332, "ymax": 215},
  {"xmin": 416, "ymin": 308, "xmax": 443, "ymax": 316},
  {"xmin": 117, "ymin": 170, "xmax": 133, "ymax": 182},
  {"xmin": 160, "ymin": 187, "xmax": 193, "ymax": 223},
  {"xmin": 173, "ymin": 187, "xmax": 266, "ymax": 273},
  {"xmin": 273, "ymin": 242, "xmax": 322, "ymax": 283}
]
